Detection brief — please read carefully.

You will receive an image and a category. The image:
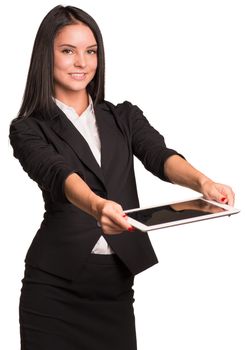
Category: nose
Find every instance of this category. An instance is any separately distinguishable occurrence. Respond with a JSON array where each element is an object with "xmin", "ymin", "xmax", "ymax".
[{"xmin": 74, "ymin": 52, "xmax": 87, "ymax": 68}]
